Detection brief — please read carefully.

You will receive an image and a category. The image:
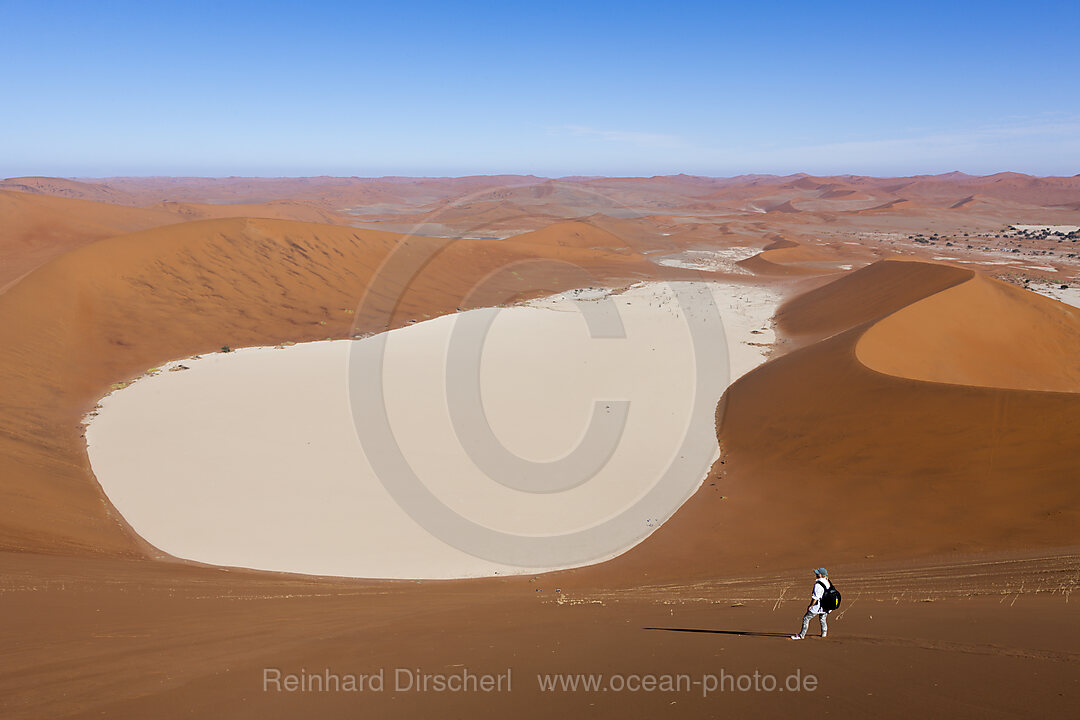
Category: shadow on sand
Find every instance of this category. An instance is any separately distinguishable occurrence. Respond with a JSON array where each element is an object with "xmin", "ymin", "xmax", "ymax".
[{"xmin": 645, "ymin": 627, "xmax": 791, "ymax": 639}]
